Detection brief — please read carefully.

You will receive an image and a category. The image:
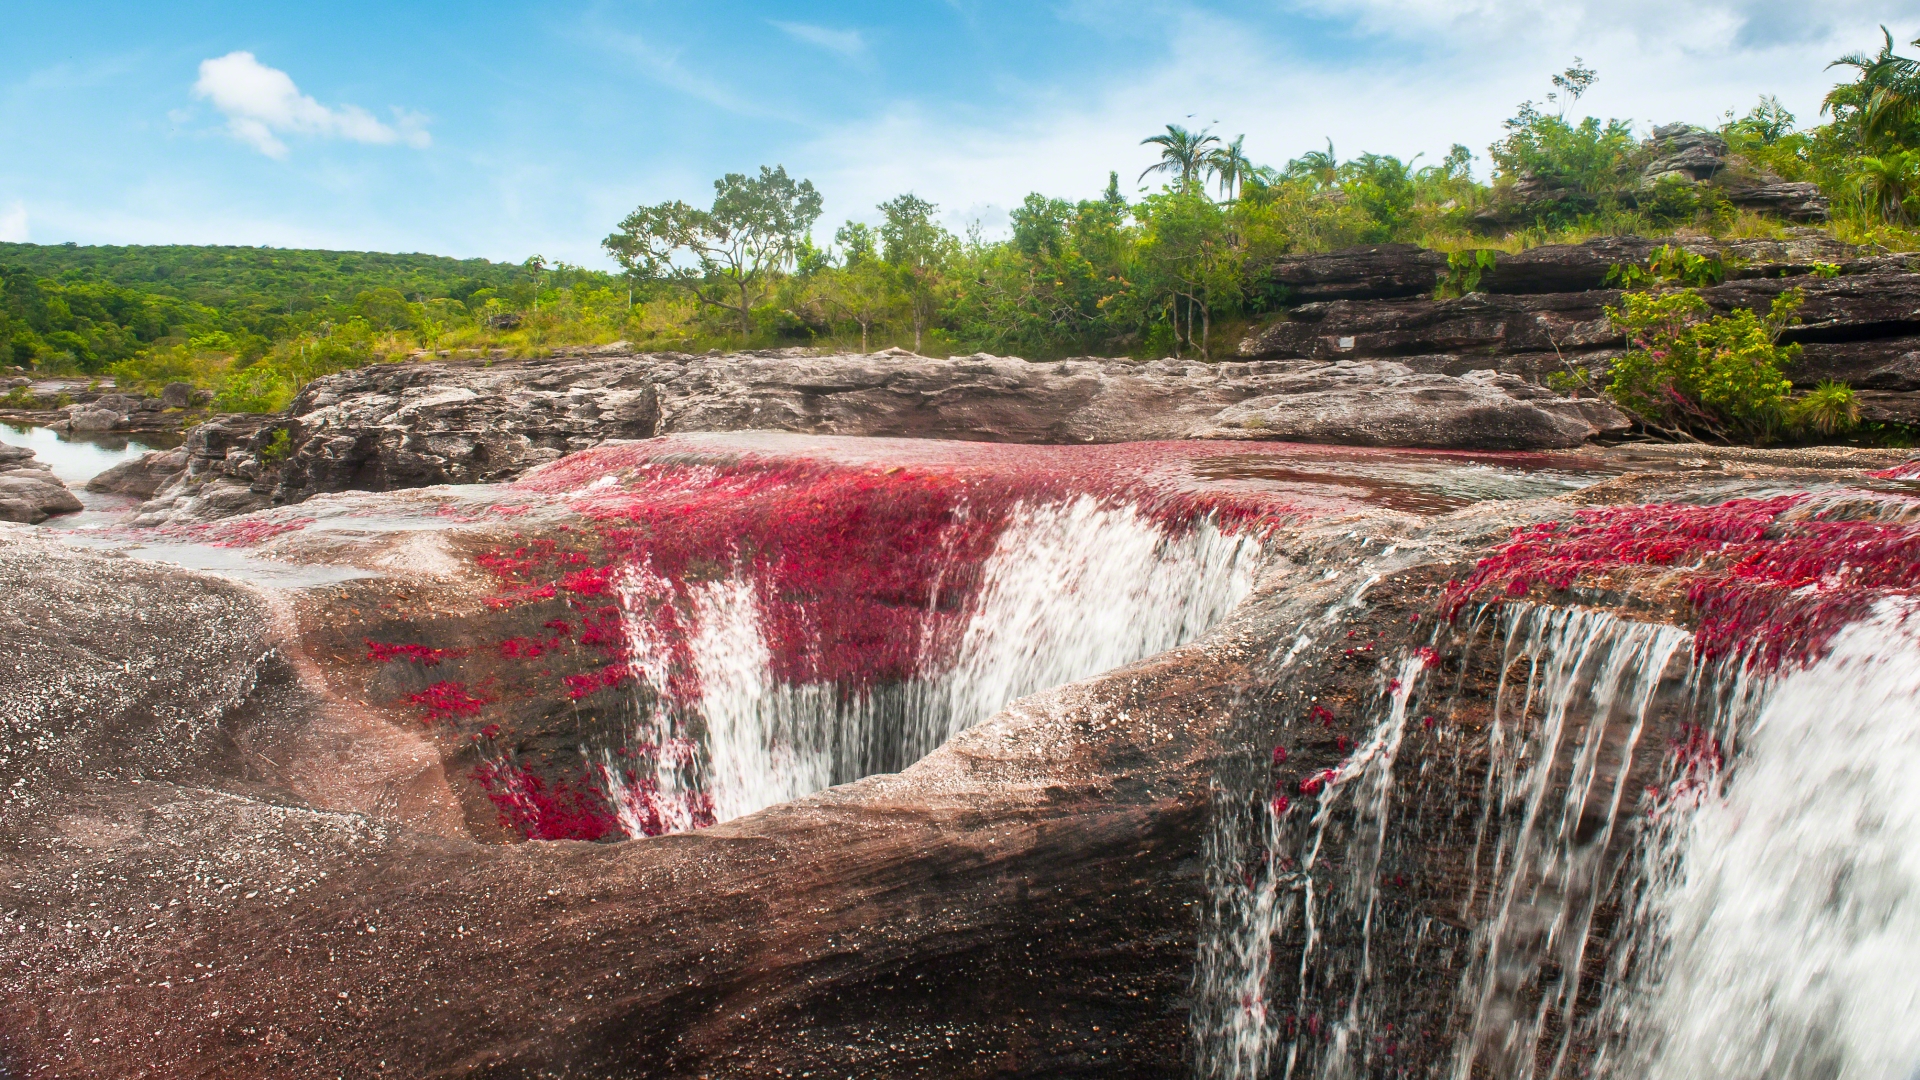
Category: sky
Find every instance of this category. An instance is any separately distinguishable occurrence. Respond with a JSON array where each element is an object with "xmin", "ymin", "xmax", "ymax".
[{"xmin": 2, "ymin": 0, "xmax": 1916, "ymax": 268}]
